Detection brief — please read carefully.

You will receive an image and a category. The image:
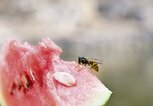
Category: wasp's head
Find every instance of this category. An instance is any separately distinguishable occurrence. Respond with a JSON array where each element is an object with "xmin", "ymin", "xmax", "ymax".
[{"xmin": 78, "ymin": 56, "xmax": 88, "ymax": 64}]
